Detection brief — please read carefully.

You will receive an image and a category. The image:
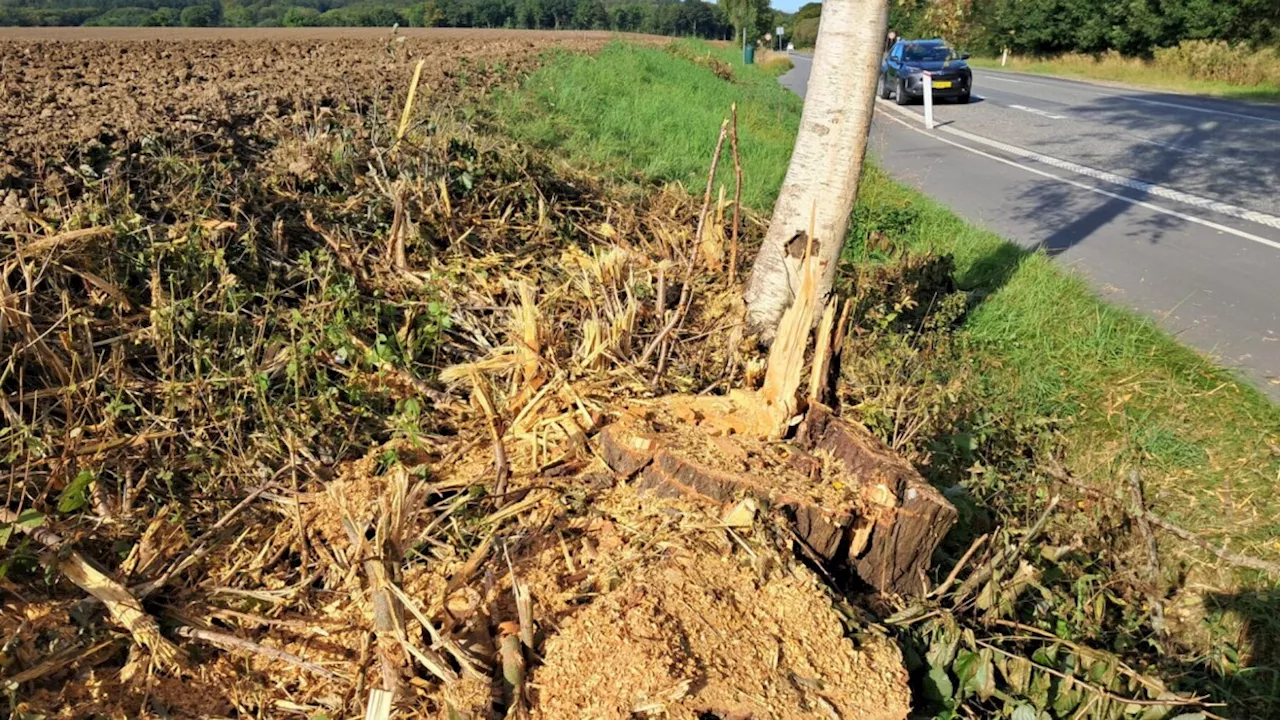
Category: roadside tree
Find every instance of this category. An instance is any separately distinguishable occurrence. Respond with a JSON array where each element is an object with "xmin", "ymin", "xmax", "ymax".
[{"xmin": 743, "ymin": 0, "xmax": 890, "ymax": 336}]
